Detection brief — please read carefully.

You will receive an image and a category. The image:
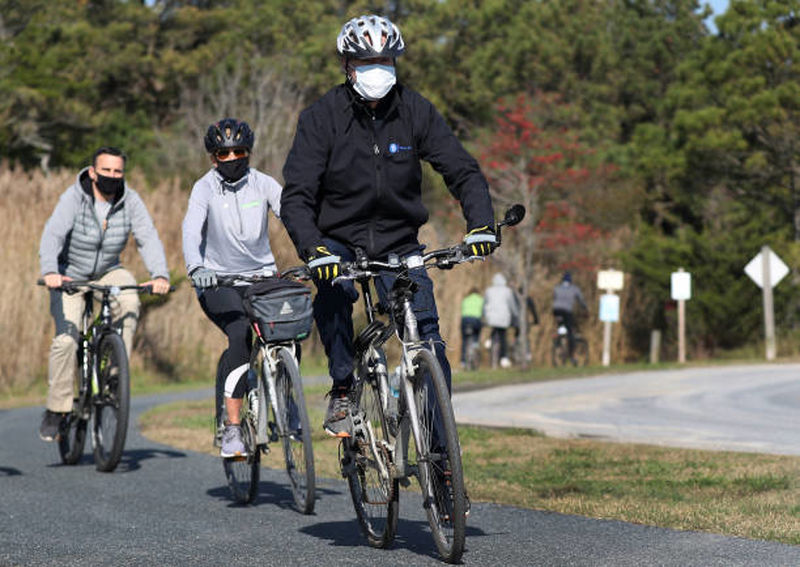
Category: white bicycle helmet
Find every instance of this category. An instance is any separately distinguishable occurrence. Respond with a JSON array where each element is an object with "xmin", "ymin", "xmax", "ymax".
[{"xmin": 336, "ymin": 14, "xmax": 405, "ymax": 59}]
